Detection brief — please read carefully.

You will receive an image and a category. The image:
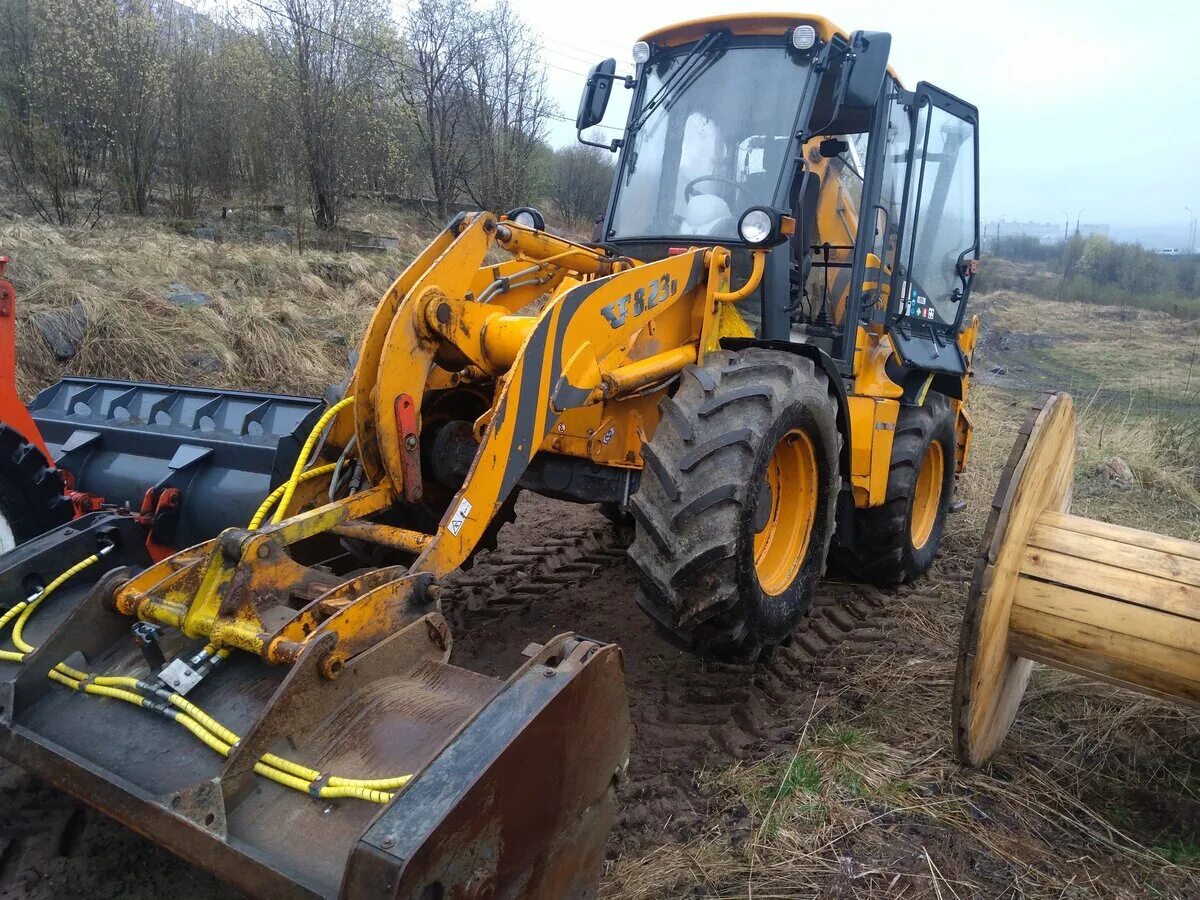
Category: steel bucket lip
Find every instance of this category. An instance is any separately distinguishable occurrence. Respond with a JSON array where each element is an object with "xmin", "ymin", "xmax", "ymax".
[{"xmin": 0, "ymin": 720, "xmax": 330, "ymax": 899}]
